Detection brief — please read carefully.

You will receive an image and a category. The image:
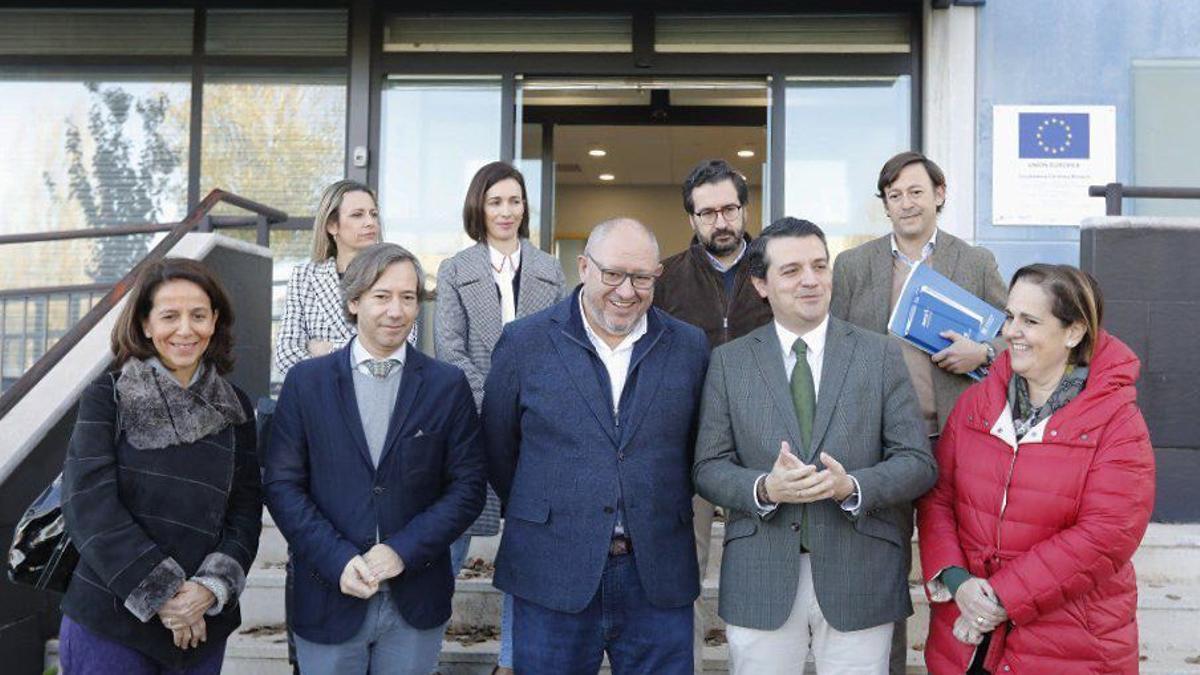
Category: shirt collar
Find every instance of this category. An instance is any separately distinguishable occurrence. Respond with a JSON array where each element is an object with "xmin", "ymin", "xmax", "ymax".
[
  {"xmin": 577, "ymin": 291, "xmax": 647, "ymax": 355},
  {"xmin": 890, "ymin": 228, "xmax": 938, "ymax": 266},
  {"xmin": 489, "ymin": 241, "xmax": 521, "ymax": 273},
  {"xmin": 704, "ymin": 238, "xmax": 747, "ymax": 273},
  {"xmin": 351, "ymin": 336, "xmax": 407, "ymax": 368},
  {"xmin": 773, "ymin": 314, "xmax": 829, "ymax": 363}
]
